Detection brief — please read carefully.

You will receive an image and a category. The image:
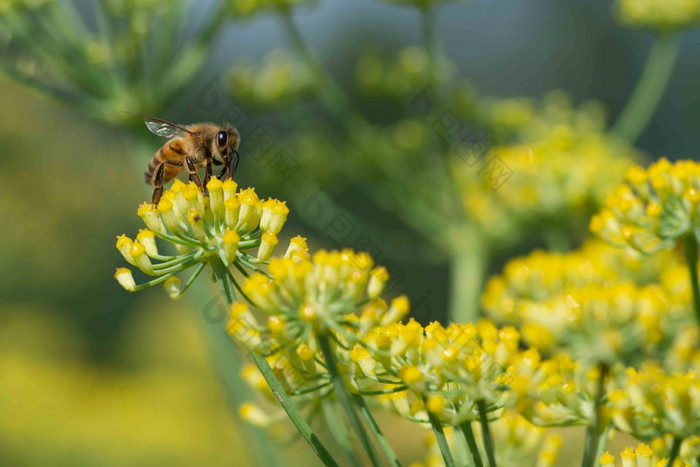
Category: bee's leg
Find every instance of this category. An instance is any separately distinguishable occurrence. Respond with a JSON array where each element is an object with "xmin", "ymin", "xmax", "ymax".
[
  {"xmin": 151, "ymin": 163, "xmax": 166, "ymax": 205},
  {"xmin": 223, "ymin": 150, "xmax": 239, "ymax": 180},
  {"xmin": 203, "ymin": 159, "xmax": 213, "ymax": 188},
  {"xmin": 217, "ymin": 165, "xmax": 227, "ymax": 180},
  {"xmin": 151, "ymin": 160, "xmax": 184, "ymax": 205},
  {"xmin": 217, "ymin": 156, "xmax": 229, "ymax": 180},
  {"xmin": 185, "ymin": 157, "xmax": 205, "ymax": 194}
]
